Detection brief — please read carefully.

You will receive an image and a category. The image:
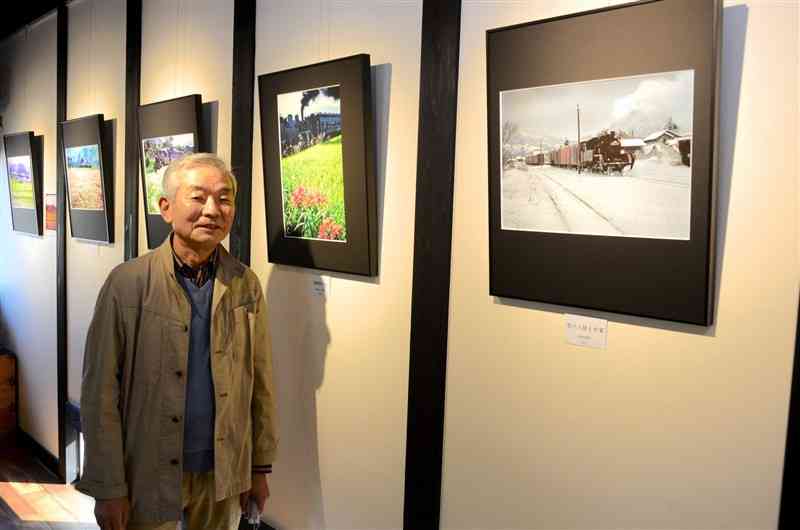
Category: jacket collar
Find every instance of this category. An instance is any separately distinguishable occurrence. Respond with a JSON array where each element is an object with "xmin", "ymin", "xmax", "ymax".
[{"xmin": 156, "ymin": 233, "xmax": 244, "ymax": 317}]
